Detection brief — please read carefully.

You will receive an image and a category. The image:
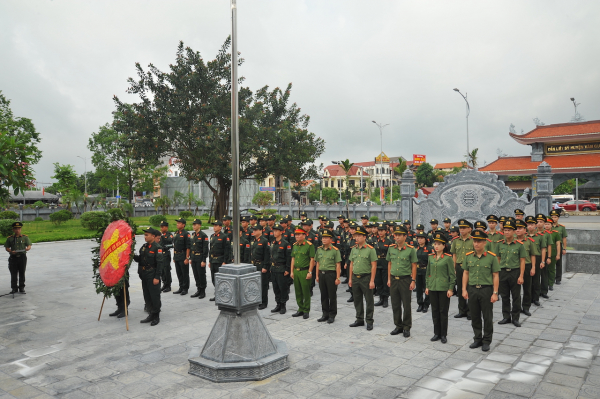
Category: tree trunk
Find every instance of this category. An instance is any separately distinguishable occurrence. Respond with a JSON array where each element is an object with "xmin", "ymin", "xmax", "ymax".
[{"xmin": 207, "ymin": 176, "xmax": 231, "ymax": 222}]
